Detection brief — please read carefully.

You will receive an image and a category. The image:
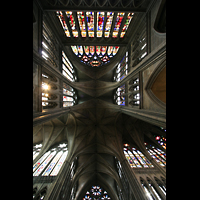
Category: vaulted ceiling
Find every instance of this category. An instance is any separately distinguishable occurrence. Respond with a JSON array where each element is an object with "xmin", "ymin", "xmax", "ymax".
[{"xmin": 33, "ymin": 0, "xmax": 162, "ymax": 199}]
